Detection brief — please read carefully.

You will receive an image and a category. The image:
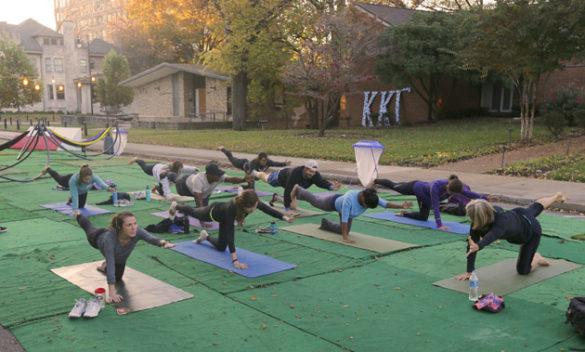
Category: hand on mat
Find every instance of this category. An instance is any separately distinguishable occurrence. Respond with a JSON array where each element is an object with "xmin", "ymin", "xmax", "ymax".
[
  {"xmin": 73, "ymin": 209, "xmax": 82, "ymax": 218},
  {"xmin": 234, "ymin": 261, "xmax": 248, "ymax": 269},
  {"xmin": 283, "ymin": 213, "xmax": 300, "ymax": 223},
  {"xmin": 401, "ymin": 200, "xmax": 413, "ymax": 209},
  {"xmin": 107, "ymin": 186, "xmax": 116, "ymax": 193},
  {"xmin": 109, "ymin": 293, "xmax": 123, "ymax": 303},
  {"xmin": 331, "ymin": 182, "xmax": 341, "ymax": 191},
  {"xmin": 455, "ymin": 272, "xmax": 472, "ymax": 281},
  {"xmin": 162, "ymin": 241, "xmax": 176, "ymax": 249},
  {"xmin": 466, "ymin": 237, "xmax": 479, "ymax": 257},
  {"xmin": 438, "ymin": 225, "xmax": 451, "ymax": 231}
]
